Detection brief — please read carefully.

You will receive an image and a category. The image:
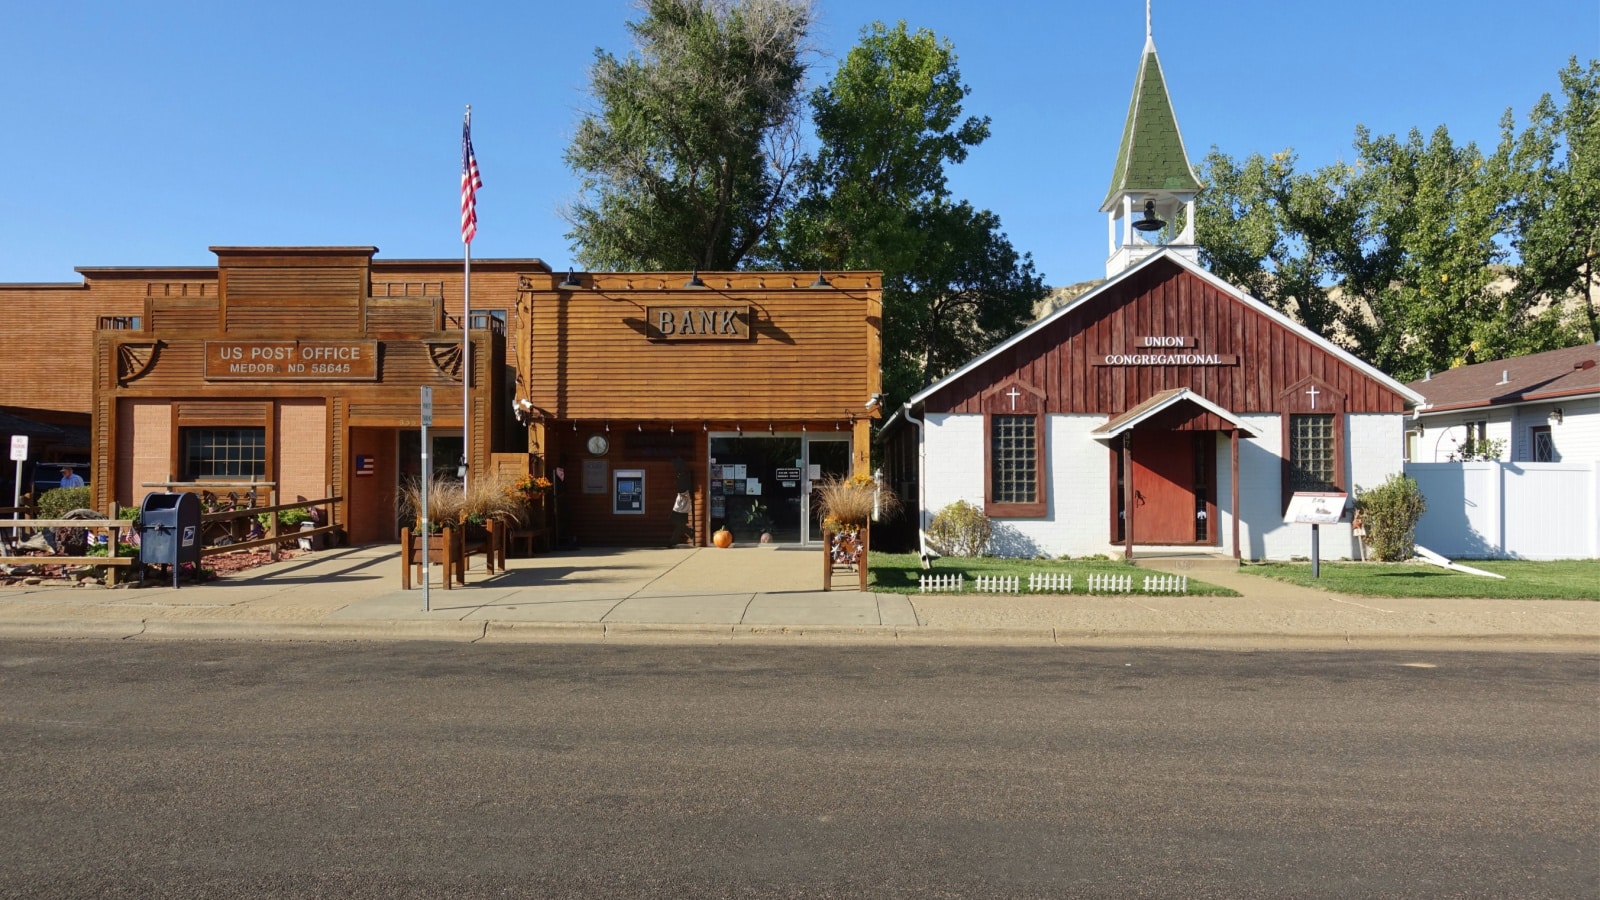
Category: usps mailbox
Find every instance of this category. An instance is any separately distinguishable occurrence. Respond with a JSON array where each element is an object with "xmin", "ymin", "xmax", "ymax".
[{"xmin": 139, "ymin": 492, "xmax": 202, "ymax": 588}]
